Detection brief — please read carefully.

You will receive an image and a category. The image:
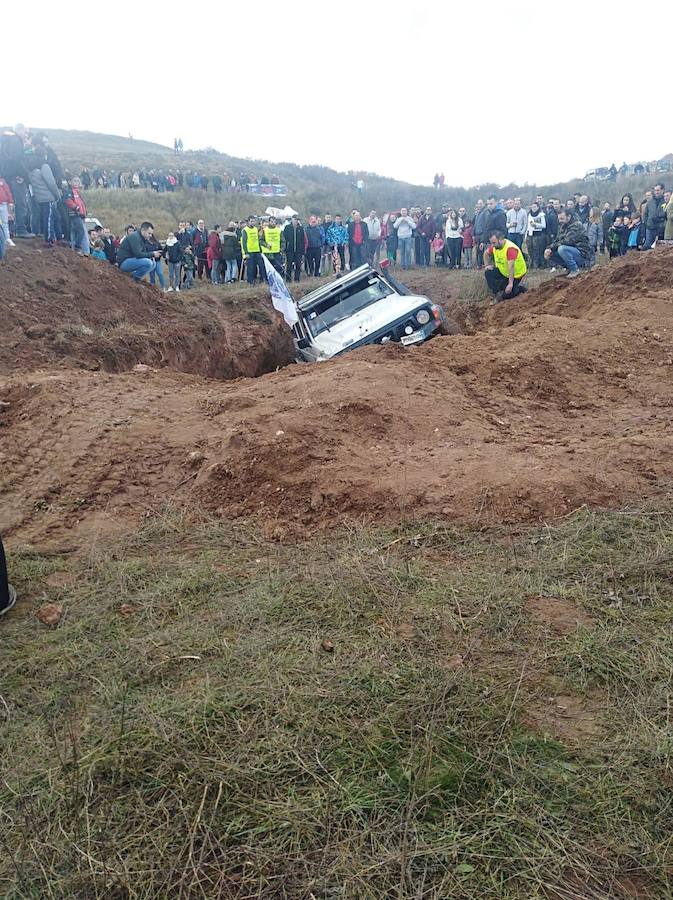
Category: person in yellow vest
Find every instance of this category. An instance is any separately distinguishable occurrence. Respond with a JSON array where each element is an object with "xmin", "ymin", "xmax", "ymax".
[
  {"xmin": 241, "ymin": 215, "xmax": 264, "ymax": 284},
  {"xmin": 483, "ymin": 229, "xmax": 528, "ymax": 302},
  {"xmin": 261, "ymin": 216, "xmax": 285, "ymax": 274}
]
